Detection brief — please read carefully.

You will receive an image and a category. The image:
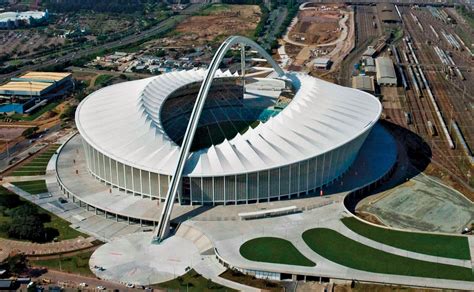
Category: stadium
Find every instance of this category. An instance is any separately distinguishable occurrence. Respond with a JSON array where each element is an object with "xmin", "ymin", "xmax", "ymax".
[{"xmin": 75, "ymin": 36, "xmax": 382, "ymax": 206}]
